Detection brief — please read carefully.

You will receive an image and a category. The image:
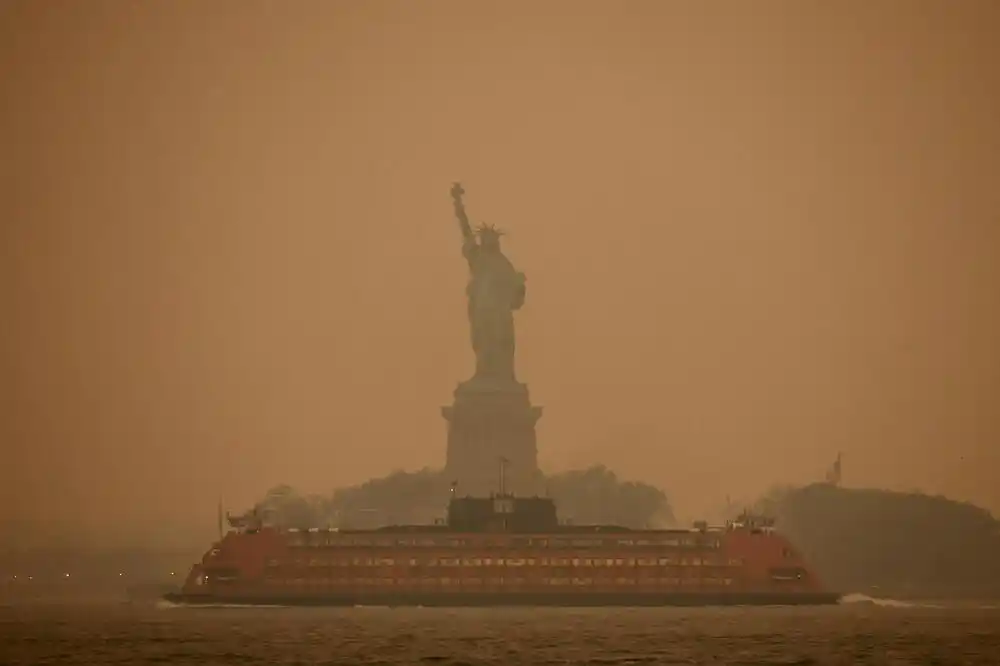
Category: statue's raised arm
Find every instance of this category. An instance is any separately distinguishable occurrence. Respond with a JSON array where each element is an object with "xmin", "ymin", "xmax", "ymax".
[{"xmin": 451, "ymin": 182, "xmax": 474, "ymax": 244}]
